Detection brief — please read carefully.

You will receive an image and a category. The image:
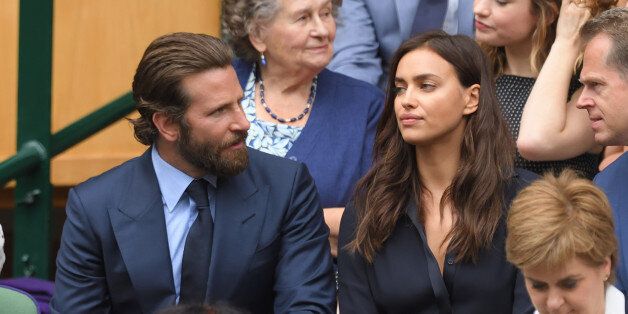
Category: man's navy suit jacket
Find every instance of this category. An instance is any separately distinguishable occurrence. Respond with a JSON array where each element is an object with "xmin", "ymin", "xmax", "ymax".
[
  {"xmin": 51, "ymin": 148, "xmax": 336, "ymax": 313},
  {"xmin": 595, "ymin": 152, "xmax": 628, "ymax": 309}
]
